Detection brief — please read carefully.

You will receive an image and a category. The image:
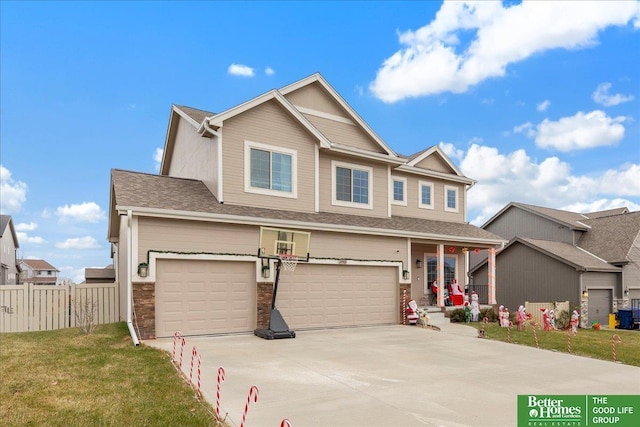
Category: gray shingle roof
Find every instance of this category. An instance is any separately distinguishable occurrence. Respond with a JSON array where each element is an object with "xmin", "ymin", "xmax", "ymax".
[
  {"xmin": 579, "ymin": 211, "xmax": 640, "ymax": 264},
  {"xmin": 111, "ymin": 169, "xmax": 504, "ymax": 243},
  {"xmin": 517, "ymin": 237, "xmax": 621, "ymax": 272},
  {"xmin": 512, "ymin": 202, "xmax": 590, "ymax": 230},
  {"xmin": 585, "ymin": 207, "xmax": 629, "ymax": 219},
  {"xmin": 174, "ymin": 105, "xmax": 215, "ymax": 124}
]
